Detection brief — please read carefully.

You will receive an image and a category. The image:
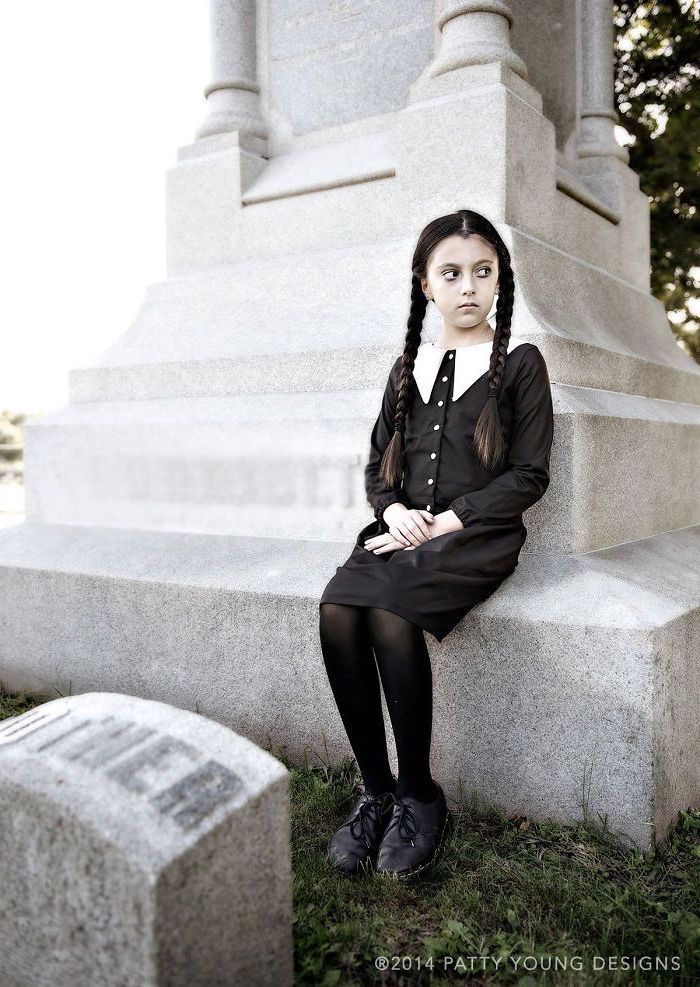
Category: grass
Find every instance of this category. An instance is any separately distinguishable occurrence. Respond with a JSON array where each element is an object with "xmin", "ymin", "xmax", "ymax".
[
  {"xmin": 0, "ymin": 682, "xmax": 42, "ymax": 721},
  {"xmin": 3, "ymin": 684, "xmax": 699, "ymax": 985}
]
